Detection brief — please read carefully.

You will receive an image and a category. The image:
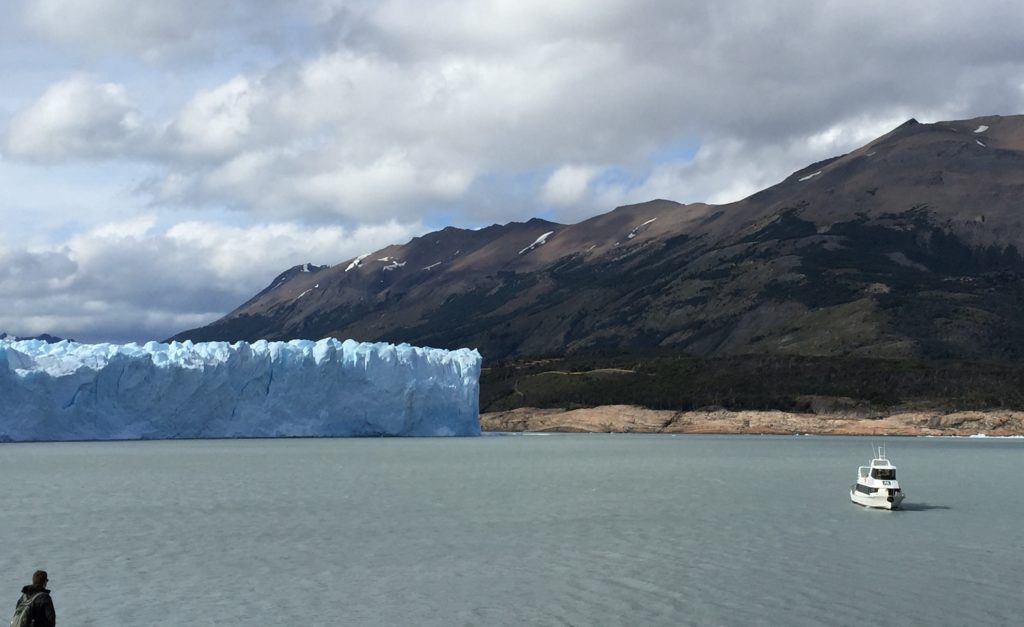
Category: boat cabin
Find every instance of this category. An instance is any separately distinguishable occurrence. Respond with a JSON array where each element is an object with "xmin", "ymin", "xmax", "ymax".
[
  {"xmin": 858, "ymin": 458, "xmax": 897, "ymax": 481},
  {"xmin": 870, "ymin": 465, "xmax": 896, "ymax": 480}
]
